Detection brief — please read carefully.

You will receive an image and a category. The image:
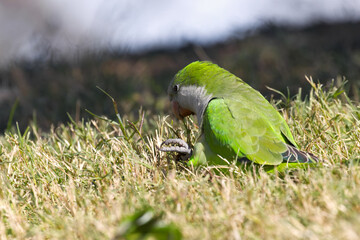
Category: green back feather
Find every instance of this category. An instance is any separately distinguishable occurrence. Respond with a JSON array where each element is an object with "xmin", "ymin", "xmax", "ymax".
[{"xmin": 203, "ymin": 99, "xmax": 288, "ymax": 165}]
